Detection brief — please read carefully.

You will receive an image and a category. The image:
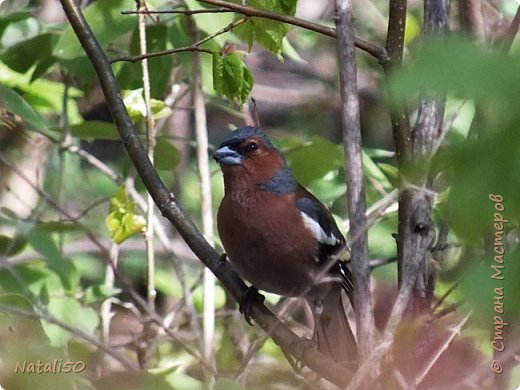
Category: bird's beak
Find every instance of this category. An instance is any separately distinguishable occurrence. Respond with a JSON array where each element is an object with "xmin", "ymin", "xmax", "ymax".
[{"xmin": 212, "ymin": 146, "xmax": 243, "ymax": 166}]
